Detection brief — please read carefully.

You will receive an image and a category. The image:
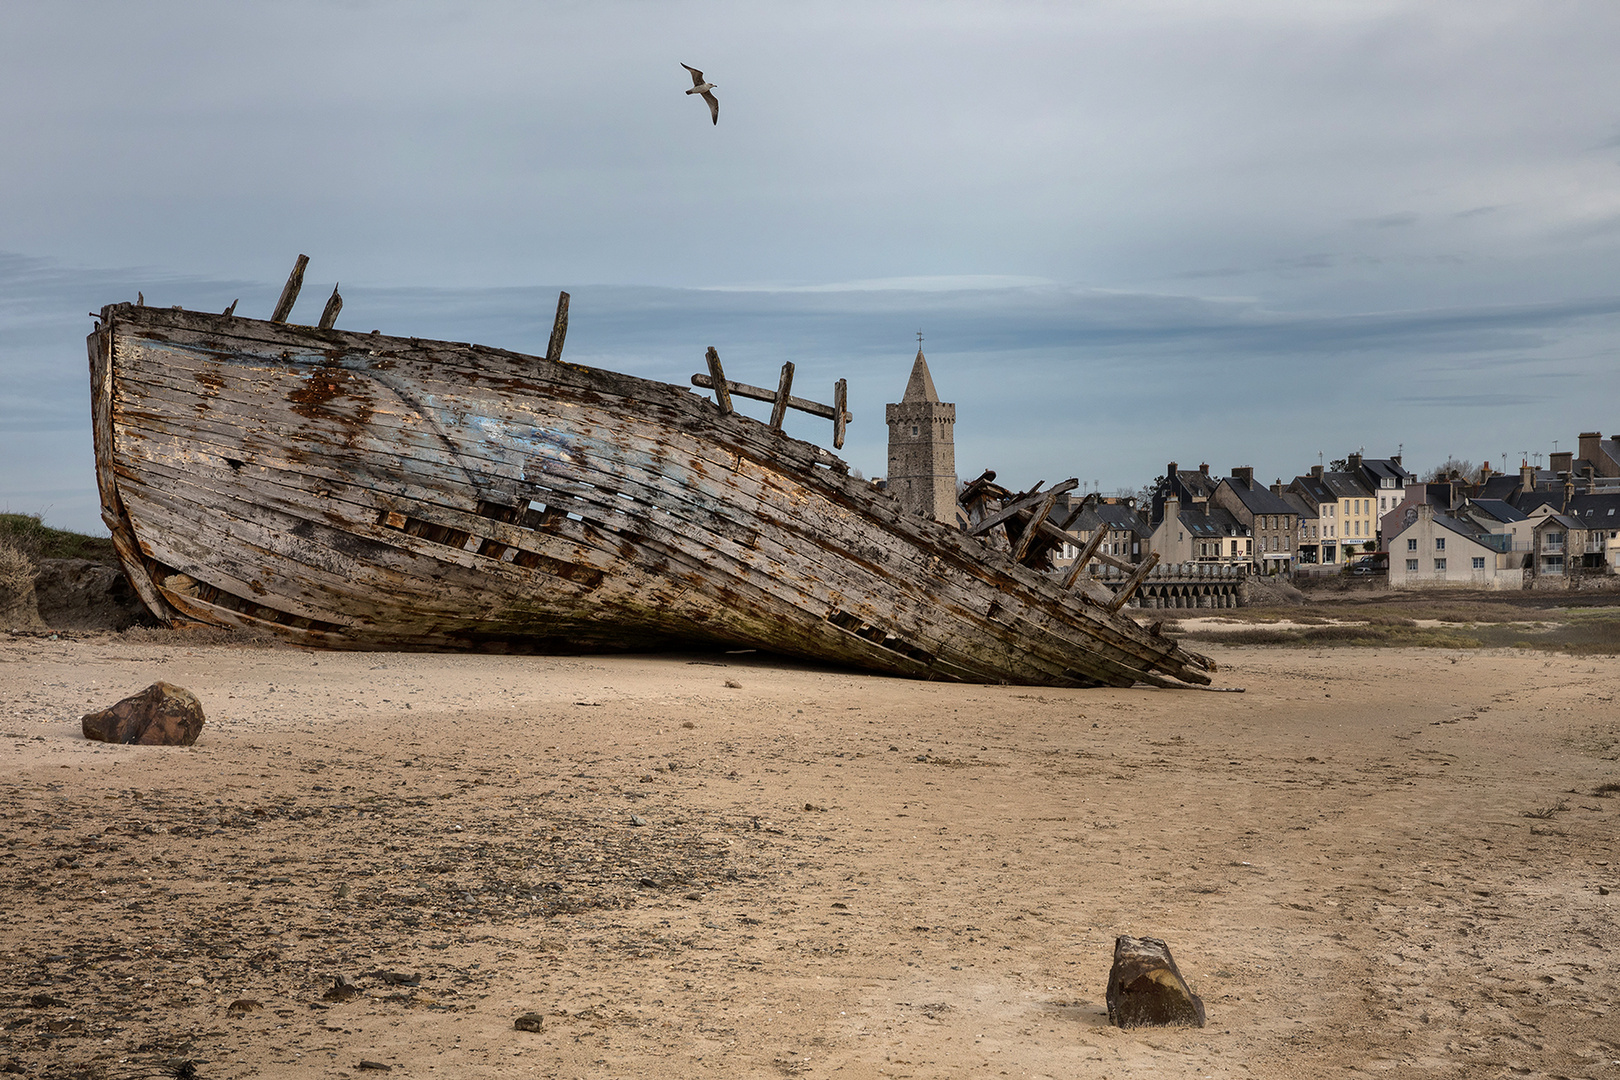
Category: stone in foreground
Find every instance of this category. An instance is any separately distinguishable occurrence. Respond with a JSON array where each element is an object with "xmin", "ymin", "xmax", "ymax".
[
  {"xmin": 1106, "ymin": 934, "xmax": 1206, "ymax": 1028},
  {"xmin": 81, "ymin": 681, "xmax": 206, "ymax": 746}
]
